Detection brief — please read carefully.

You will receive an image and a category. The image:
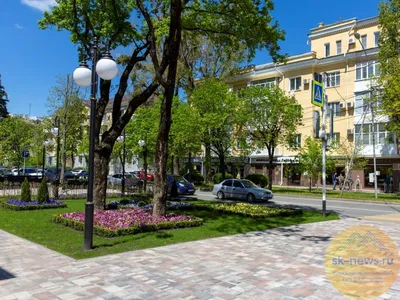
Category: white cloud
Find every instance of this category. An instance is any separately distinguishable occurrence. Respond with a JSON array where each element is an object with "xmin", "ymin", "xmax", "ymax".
[
  {"xmin": 21, "ymin": 0, "xmax": 57, "ymax": 12},
  {"xmin": 14, "ymin": 24, "xmax": 24, "ymax": 30}
]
